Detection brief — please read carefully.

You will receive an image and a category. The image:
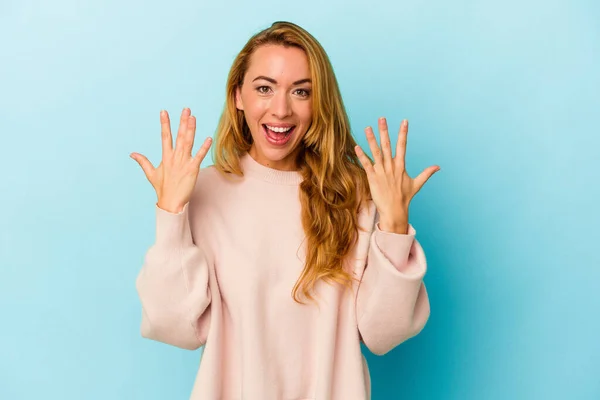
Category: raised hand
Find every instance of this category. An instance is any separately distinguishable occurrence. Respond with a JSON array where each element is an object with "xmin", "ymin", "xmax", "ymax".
[
  {"xmin": 130, "ymin": 108, "xmax": 213, "ymax": 214},
  {"xmin": 354, "ymin": 117, "xmax": 440, "ymax": 234}
]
